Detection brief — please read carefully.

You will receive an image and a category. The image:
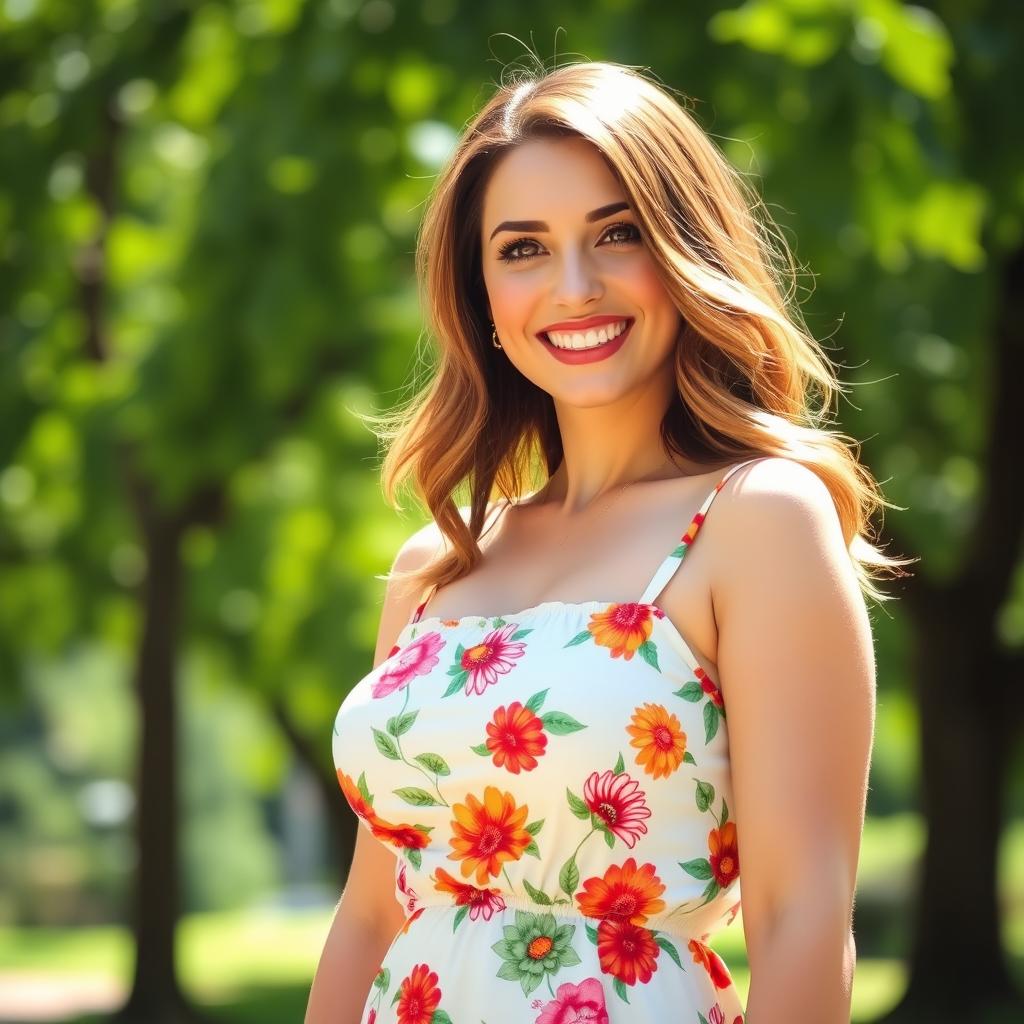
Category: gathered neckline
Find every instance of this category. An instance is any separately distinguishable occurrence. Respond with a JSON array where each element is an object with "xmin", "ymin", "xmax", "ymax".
[{"xmin": 398, "ymin": 598, "xmax": 707, "ymax": 681}]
